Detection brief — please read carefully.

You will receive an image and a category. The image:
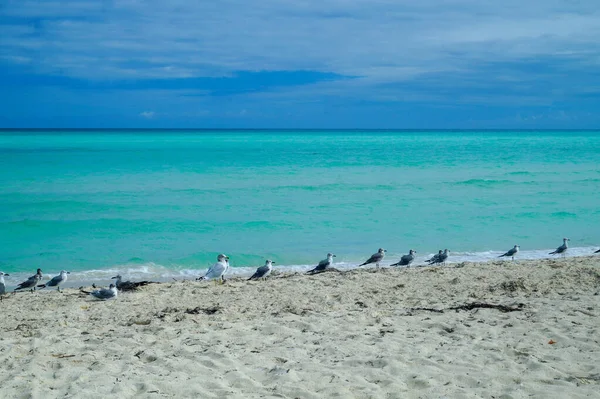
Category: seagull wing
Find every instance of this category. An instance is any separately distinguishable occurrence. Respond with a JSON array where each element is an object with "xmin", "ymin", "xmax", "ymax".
[
  {"xmin": 16, "ymin": 277, "xmax": 36, "ymax": 290},
  {"xmin": 499, "ymin": 248, "xmax": 516, "ymax": 257},
  {"xmin": 360, "ymin": 253, "xmax": 381, "ymax": 266},
  {"xmin": 401, "ymin": 254, "xmax": 413, "ymax": 264},
  {"xmin": 118, "ymin": 281, "xmax": 137, "ymax": 291},
  {"xmin": 249, "ymin": 265, "xmax": 270, "ymax": 280},
  {"xmin": 47, "ymin": 275, "xmax": 63, "ymax": 287},
  {"xmin": 307, "ymin": 258, "xmax": 330, "ymax": 274},
  {"xmin": 549, "ymin": 243, "xmax": 566, "ymax": 254},
  {"xmin": 317, "ymin": 258, "xmax": 331, "ymax": 269},
  {"xmin": 430, "ymin": 254, "xmax": 445, "ymax": 264},
  {"xmin": 391, "ymin": 254, "xmax": 411, "ymax": 266},
  {"xmin": 91, "ymin": 288, "xmax": 115, "ymax": 300},
  {"xmin": 426, "ymin": 254, "xmax": 439, "ymax": 263},
  {"xmin": 204, "ymin": 262, "xmax": 226, "ymax": 279}
]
